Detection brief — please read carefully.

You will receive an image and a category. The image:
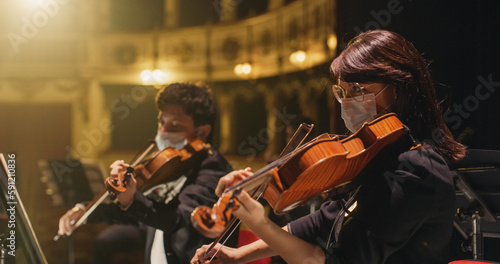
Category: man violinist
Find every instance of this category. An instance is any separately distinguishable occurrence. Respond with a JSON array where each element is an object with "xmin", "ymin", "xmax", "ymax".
[{"xmin": 58, "ymin": 82, "xmax": 236, "ymax": 264}]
